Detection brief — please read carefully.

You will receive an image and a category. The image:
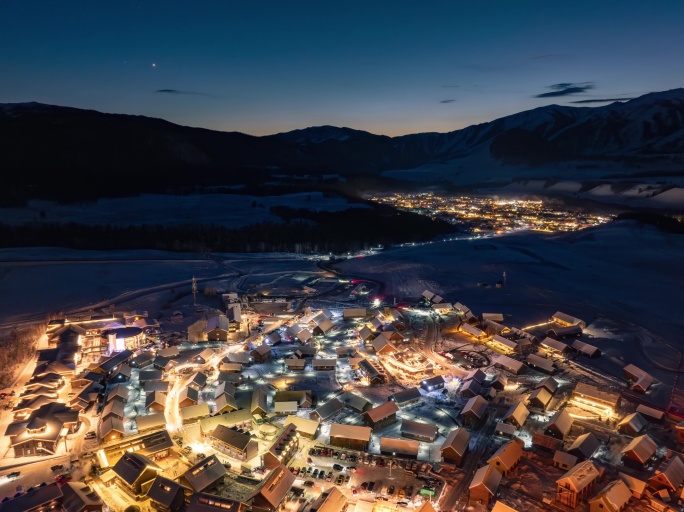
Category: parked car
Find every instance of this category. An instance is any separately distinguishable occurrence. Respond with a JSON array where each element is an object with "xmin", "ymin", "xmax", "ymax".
[
  {"xmin": 303, "ymin": 480, "xmax": 314, "ymax": 487},
  {"xmin": 50, "ymin": 464, "xmax": 64, "ymax": 472},
  {"xmin": 332, "ymin": 464, "xmax": 343, "ymax": 471},
  {"xmin": 84, "ymin": 431, "xmax": 96, "ymax": 440},
  {"xmin": 7, "ymin": 472, "xmax": 20, "ymax": 480}
]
